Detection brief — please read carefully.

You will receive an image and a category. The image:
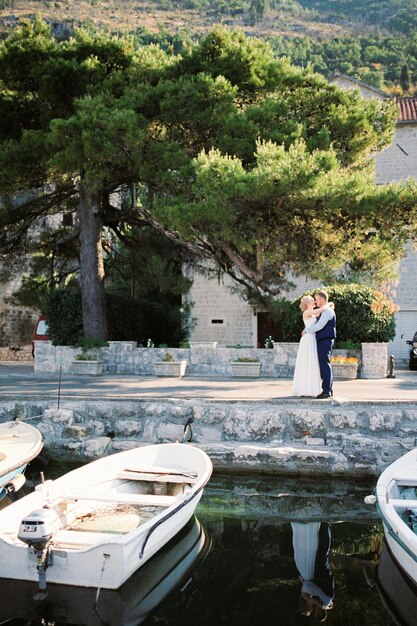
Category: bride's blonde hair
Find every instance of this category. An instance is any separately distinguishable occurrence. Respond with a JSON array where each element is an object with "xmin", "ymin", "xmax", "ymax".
[{"xmin": 300, "ymin": 295, "xmax": 314, "ymax": 312}]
